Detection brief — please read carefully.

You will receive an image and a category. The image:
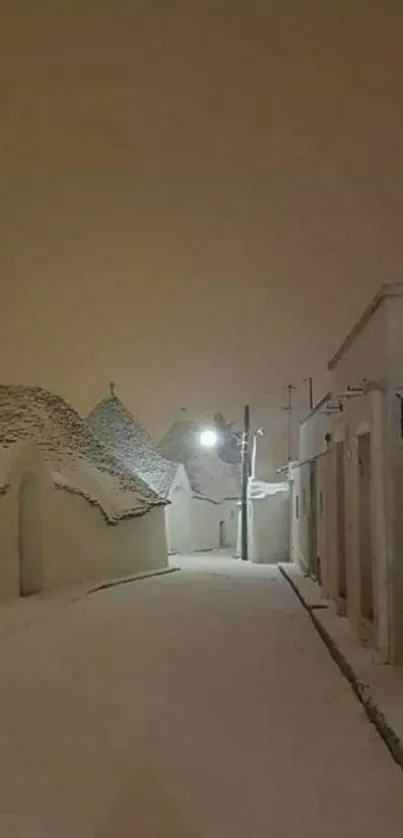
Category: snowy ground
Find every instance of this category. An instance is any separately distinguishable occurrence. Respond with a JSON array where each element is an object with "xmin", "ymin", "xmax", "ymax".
[
  {"xmin": 281, "ymin": 561, "xmax": 403, "ymax": 752},
  {"xmin": 1, "ymin": 557, "xmax": 403, "ymax": 836}
]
